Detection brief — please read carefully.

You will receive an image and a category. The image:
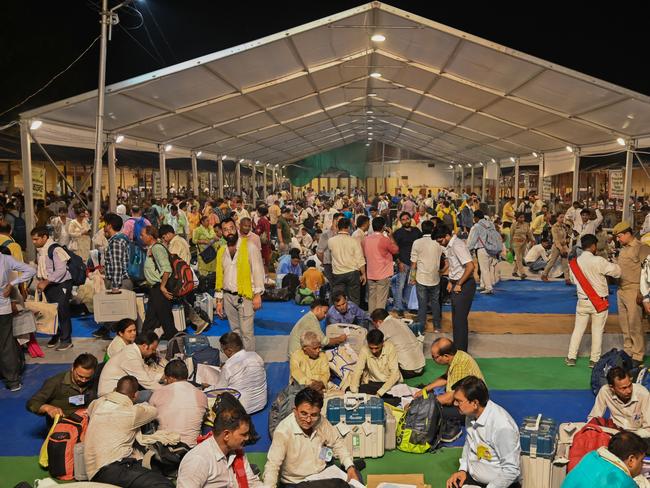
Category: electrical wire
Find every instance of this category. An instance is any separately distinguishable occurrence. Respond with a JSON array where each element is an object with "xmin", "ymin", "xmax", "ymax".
[
  {"xmin": 137, "ymin": 6, "xmax": 168, "ymax": 65},
  {"xmin": 141, "ymin": 1, "xmax": 176, "ymax": 62},
  {"xmin": 0, "ymin": 35, "xmax": 101, "ymax": 119},
  {"xmin": 118, "ymin": 23, "xmax": 165, "ymax": 66}
]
